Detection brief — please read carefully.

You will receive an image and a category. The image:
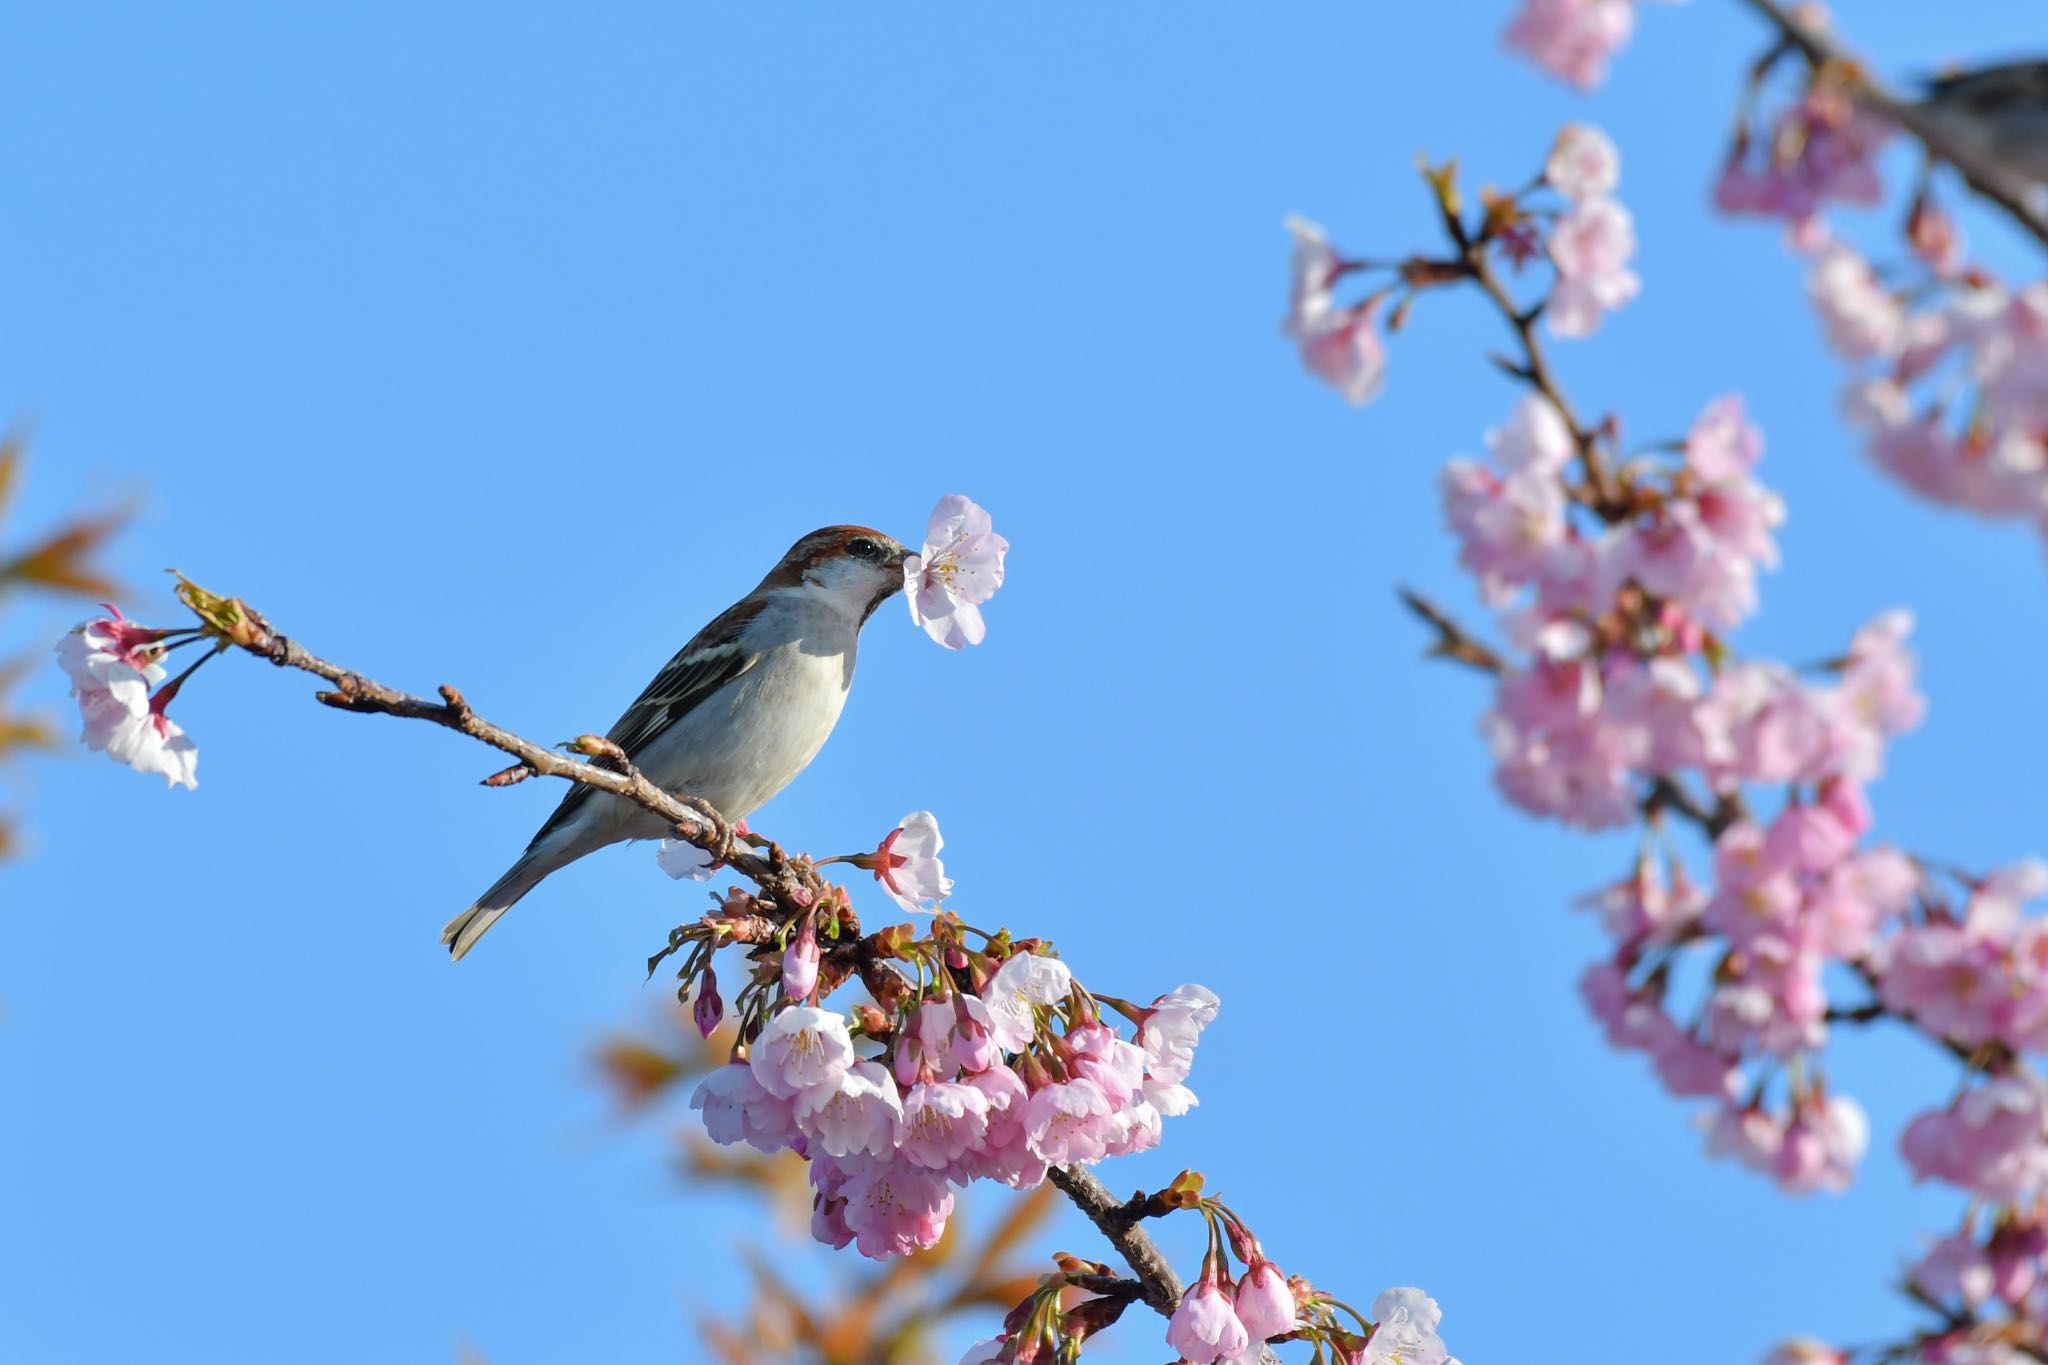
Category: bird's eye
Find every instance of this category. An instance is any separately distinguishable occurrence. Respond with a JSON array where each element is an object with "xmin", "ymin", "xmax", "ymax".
[{"xmin": 849, "ymin": 538, "xmax": 880, "ymax": 561}]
